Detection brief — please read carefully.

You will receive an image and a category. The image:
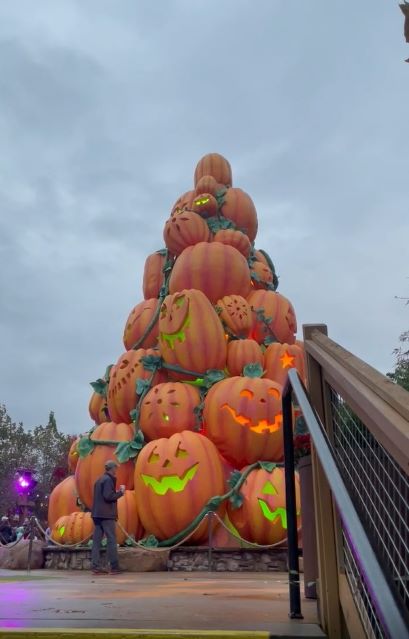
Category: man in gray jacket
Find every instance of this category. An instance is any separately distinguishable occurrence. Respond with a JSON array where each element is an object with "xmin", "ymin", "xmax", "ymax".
[{"xmin": 91, "ymin": 460, "xmax": 125, "ymax": 575}]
